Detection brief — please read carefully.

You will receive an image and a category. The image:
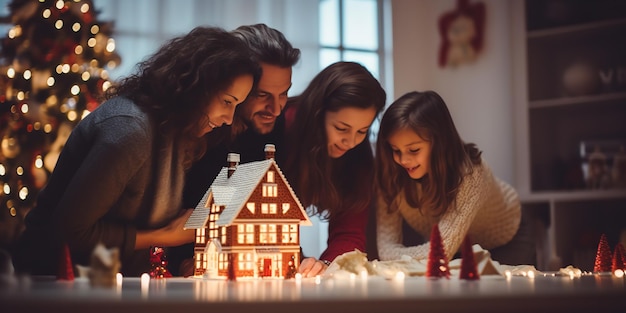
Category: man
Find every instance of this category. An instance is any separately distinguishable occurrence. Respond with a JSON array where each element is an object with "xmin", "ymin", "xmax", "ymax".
[{"xmin": 170, "ymin": 24, "xmax": 300, "ymax": 276}]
